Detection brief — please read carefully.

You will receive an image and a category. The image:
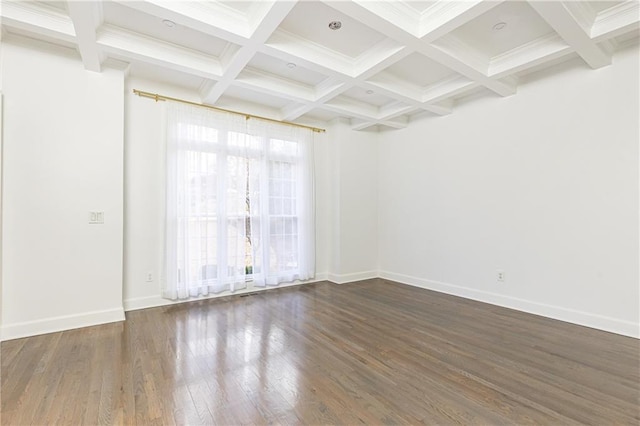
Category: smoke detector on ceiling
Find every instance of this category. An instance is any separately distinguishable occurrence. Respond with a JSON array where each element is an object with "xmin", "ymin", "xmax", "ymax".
[
  {"xmin": 286, "ymin": 62, "xmax": 297, "ymax": 69},
  {"xmin": 162, "ymin": 19, "xmax": 176, "ymax": 28},
  {"xmin": 328, "ymin": 21, "xmax": 342, "ymax": 30},
  {"xmin": 493, "ymin": 22, "xmax": 507, "ymax": 31}
]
